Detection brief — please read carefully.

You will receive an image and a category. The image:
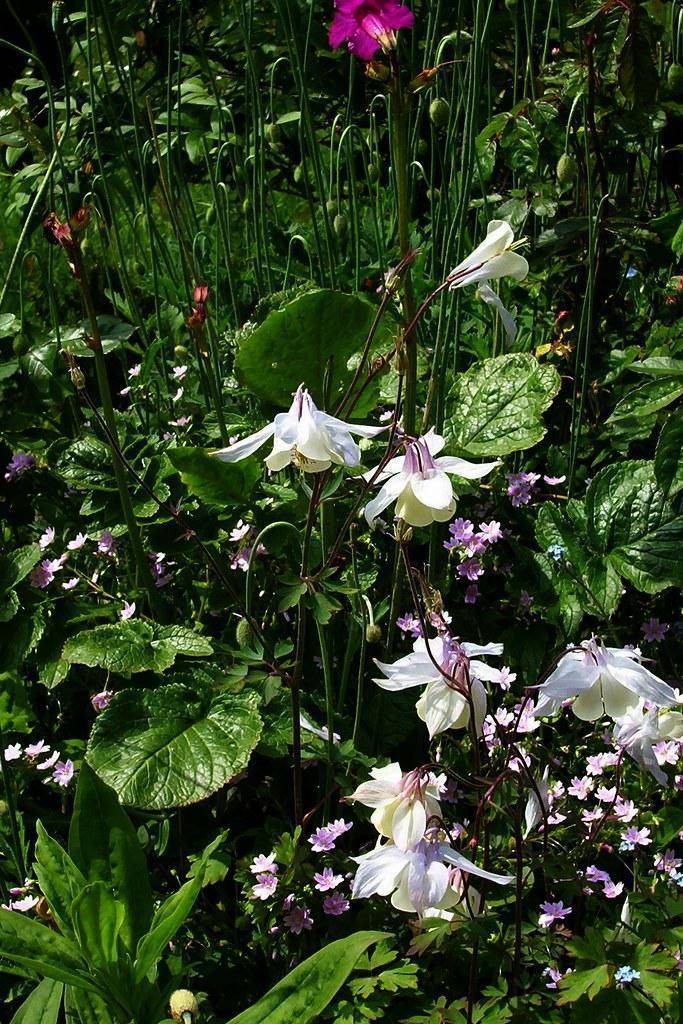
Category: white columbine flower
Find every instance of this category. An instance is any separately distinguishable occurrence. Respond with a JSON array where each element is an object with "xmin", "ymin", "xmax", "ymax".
[
  {"xmin": 363, "ymin": 429, "xmax": 499, "ymax": 528},
  {"xmin": 351, "ymin": 837, "xmax": 513, "ymax": 917},
  {"xmin": 534, "ymin": 638, "xmax": 680, "ymax": 722},
  {"xmin": 447, "ymin": 220, "xmax": 528, "ymax": 341},
  {"xmin": 373, "ymin": 635, "xmax": 503, "ymax": 739},
  {"xmin": 447, "ymin": 220, "xmax": 529, "ymax": 290},
  {"xmin": 213, "ymin": 383, "xmax": 384, "ymax": 474},
  {"xmin": 614, "ymin": 702, "xmax": 683, "ymax": 785},
  {"xmin": 348, "ymin": 763, "xmax": 445, "ymax": 850}
]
